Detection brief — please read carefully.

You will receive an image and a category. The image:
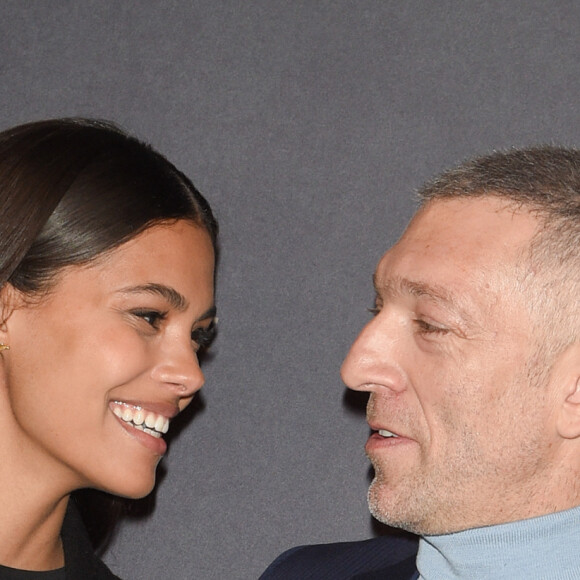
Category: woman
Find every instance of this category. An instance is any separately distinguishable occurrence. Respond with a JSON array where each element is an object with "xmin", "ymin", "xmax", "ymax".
[{"xmin": 0, "ymin": 118, "xmax": 218, "ymax": 578}]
